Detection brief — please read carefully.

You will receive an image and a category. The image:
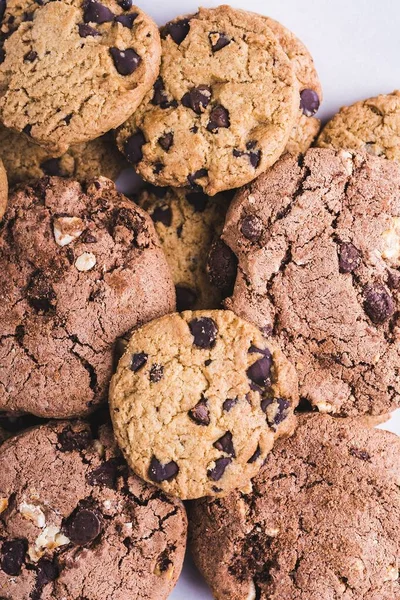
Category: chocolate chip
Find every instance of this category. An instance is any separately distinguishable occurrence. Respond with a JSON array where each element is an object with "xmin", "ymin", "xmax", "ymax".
[
  {"xmin": 158, "ymin": 132, "xmax": 173, "ymax": 151},
  {"xmin": 349, "ymin": 447, "xmax": 371, "ymax": 461},
  {"xmin": 261, "ymin": 397, "xmax": 290, "ymax": 427},
  {"xmin": 153, "ymin": 162, "xmax": 163, "ymax": 174},
  {"xmin": 151, "ymin": 77, "xmax": 177, "ymax": 109},
  {"xmin": 222, "ymin": 397, "xmax": 238, "ymax": 412},
  {"xmin": 149, "ymin": 363, "xmax": 164, "ymax": 383},
  {"xmin": 147, "ymin": 184, "xmax": 169, "ymax": 199},
  {"xmin": 156, "ymin": 550, "xmax": 173, "ymax": 573},
  {"xmin": 181, "ymin": 86, "xmax": 211, "ymax": 114},
  {"xmin": 164, "ymin": 18, "xmax": 190, "ymax": 44},
  {"xmin": 24, "ymin": 50, "xmax": 37, "ymax": 62},
  {"xmin": 148, "ymin": 456, "xmax": 179, "ymax": 482},
  {"xmin": 205, "ymin": 359, "xmax": 212, "ymax": 366},
  {"xmin": 233, "ymin": 142, "xmax": 261, "ymax": 169},
  {"xmin": 188, "ymin": 396, "xmax": 210, "ymax": 426},
  {"xmin": 300, "ymin": 89, "xmax": 320, "ymax": 117},
  {"xmin": 57, "ymin": 426, "xmax": 92, "ymax": 452},
  {"xmin": 123, "ymin": 130, "xmax": 145, "ymax": 164},
  {"xmin": 78, "ymin": 23, "xmax": 101, "ymax": 37},
  {"xmin": 187, "ymin": 168, "xmax": 208, "ymax": 191},
  {"xmin": 23, "ymin": 124, "xmax": 32, "ymax": 136},
  {"xmin": 213, "ymin": 431, "xmax": 235, "ymax": 457},
  {"xmin": 176, "ymin": 285, "xmax": 197, "ymax": 311},
  {"xmin": 130, "ymin": 352, "xmax": 148, "ymax": 372},
  {"xmin": 151, "ymin": 204, "xmax": 172, "ymax": 226},
  {"xmin": 87, "ymin": 459, "xmax": 119, "ymax": 488},
  {"xmin": 81, "ymin": 231, "xmax": 97, "ymax": 244},
  {"xmin": 115, "ymin": 12, "xmax": 137, "ymax": 28},
  {"xmin": 1, "ymin": 539, "xmax": 27, "ymax": 576},
  {"xmin": 338, "ymin": 242, "xmax": 361, "ymax": 273},
  {"xmin": 64, "ymin": 113, "xmax": 73, "ymax": 125},
  {"xmin": 241, "ymin": 215, "xmax": 263, "ymax": 242},
  {"xmin": 0, "ymin": 47, "xmax": 5, "ymax": 64},
  {"xmin": 23, "ymin": 11, "xmax": 33, "ymax": 21},
  {"xmin": 209, "ymin": 31, "xmax": 231, "ymax": 52},
  {"xmin": 207, "ymin": 239, "xmax": 238, "ymax": 296},
  {"xmin": 117, "ymin": 0, "xmax": 132, "ymax": 9},
  {"xmin": 207, "ymin": 457, "xmax": 232, "ymax": 481},
  {"xmin": 363, "ymin": 283, "xmax": 395, "ymax": 324},
  {"xmin": 67, "ymin": 508, "xmax": 102, "ymax": 545},
  {"xmin": 0, "ymin": 0, "xmax": 6, "ymax": 22},
  {"xmin": 83, "ymin": 0, "xmax": 114, "ymax": 23},
  {"xmin": 40, "ymin": 158, "xmax": 62, "ymax": 176},
  {"xmin": 247, "ymin": 445, "xmax": 261, "ymax": 463},
  {"xmin": 27, "ymin": 270, "xmax": 57, "ymax": 313},
  {"xmin": 110, "ymin": 47, "xmax": 141, "ymax": 75},
  {"xmin": 189, "ymin": 317, "xmax": 218, "ymax": 349},
  {"xmin": 247, "ymin": 347, "xmax": 272, "ymax": 387},
  {"xmin": 207, "ymin": 105, "xmax": 230, "ymax": 132},
  {"xmin": 185, "ymin": 191, "xmax": 208, "ymax": 212},
  {"xmin": 35, "ymin": 557, "xmax": 59, "ymax": 589}
]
